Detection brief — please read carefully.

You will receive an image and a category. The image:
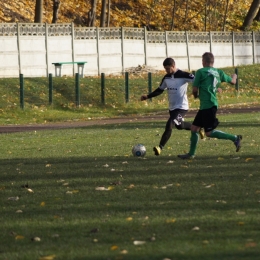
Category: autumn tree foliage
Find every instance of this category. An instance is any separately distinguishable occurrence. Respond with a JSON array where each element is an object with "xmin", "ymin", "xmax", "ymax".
[{"xmin": 1, "ymin": 0, "xmax": 260, "ymax": 31}]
